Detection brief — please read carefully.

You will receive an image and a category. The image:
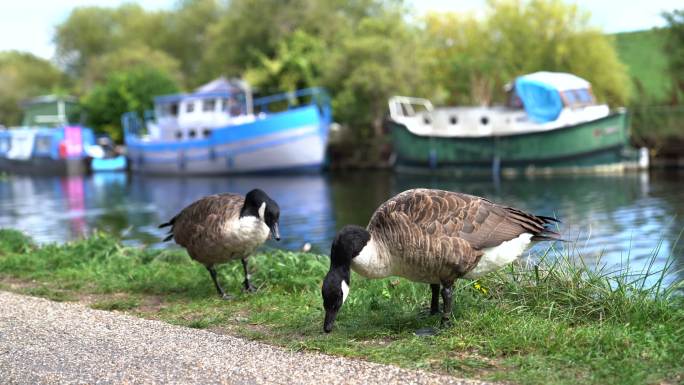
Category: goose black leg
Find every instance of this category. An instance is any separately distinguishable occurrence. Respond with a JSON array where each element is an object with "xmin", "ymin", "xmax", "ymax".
[
  {"xmin": 440, "ymin": 282, "xmax": 454, "ymax": 326},
  {"xmin": 242, "ymin": 258, "xmax": 256, "ymax": 293},
  {"xmin": 207, "ymin": 265, "xmax": 232, "ymax": 300},
  {"xmin": 430, "ymin": 284, "xmax": 440, "ymax": 315},
  {"xmin": 414, "ymin": 284, "xmax": 444, "ymax": 337}
]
